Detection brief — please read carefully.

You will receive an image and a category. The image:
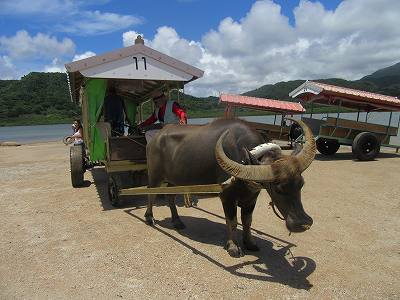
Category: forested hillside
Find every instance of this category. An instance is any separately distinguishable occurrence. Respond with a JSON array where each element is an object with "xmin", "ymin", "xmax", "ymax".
[
  {"xmin": 0, "ymin": 72, "xmax": 79, "ymax": 126},
  {"xmin": 1, "ymin": 62, "xmax": 399, "ymax": 126}
]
